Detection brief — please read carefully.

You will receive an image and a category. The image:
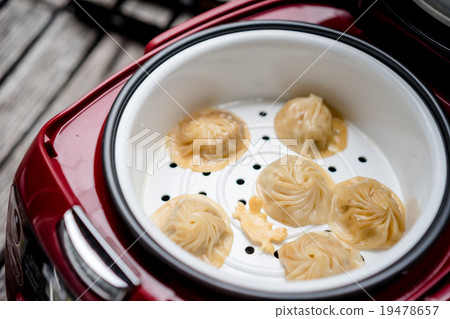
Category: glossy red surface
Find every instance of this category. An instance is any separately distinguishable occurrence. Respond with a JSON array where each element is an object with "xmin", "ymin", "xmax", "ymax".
[{"xmin": 6, "ymin": 0, "xmax": 450, "ymax": 300}]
